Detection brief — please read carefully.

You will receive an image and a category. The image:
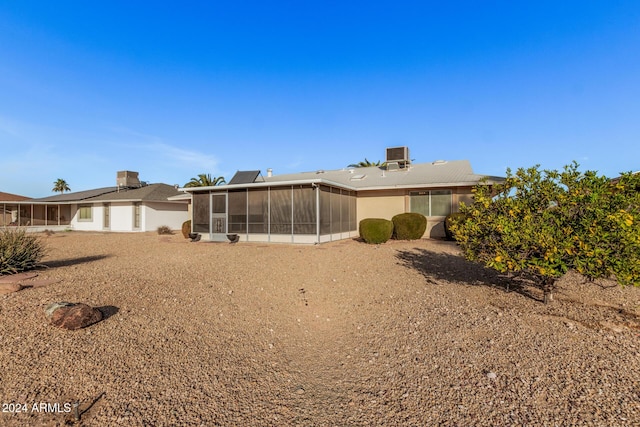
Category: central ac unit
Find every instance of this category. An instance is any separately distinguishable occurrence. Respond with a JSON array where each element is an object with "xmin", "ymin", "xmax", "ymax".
[{"xmin": 386, "ymin": 146, "xmax": 410, "ymax": 163}]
